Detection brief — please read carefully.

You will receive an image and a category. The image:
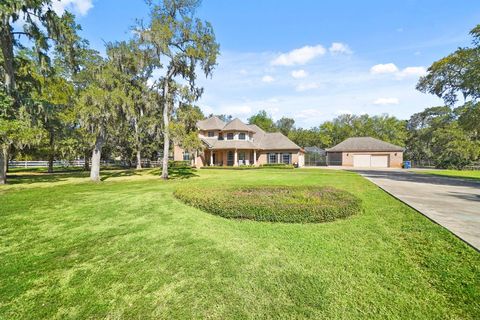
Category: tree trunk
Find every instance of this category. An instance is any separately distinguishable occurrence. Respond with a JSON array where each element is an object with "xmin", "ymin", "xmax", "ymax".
[
  {"xmin": 48, "ymin": 130, "xmax": 54, "ymax": 173},
  {"xmin": 134, "ymin": 117, "xmax": 142, "ymax": 170},
  {"xmin": 161, "ymin": 81, "xmax": 170, "ymax": 180},
  {"xmin": 90, "ymin": 134, "xmax": 104, "ymax": 182},
  {"xmin": 0, "ymin": 24, "xmax": 16, "ymax": 92},
  {"xmin": 83, "ymin": 149, "xmax": 90, "ymax": 171},
  {"xmin": 136, "ymin": 149, "xmax": 142, "ymax": 170},
  {"xmin": 0, "ymin": 145, "xmax": 7, "ymax": 185}
]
